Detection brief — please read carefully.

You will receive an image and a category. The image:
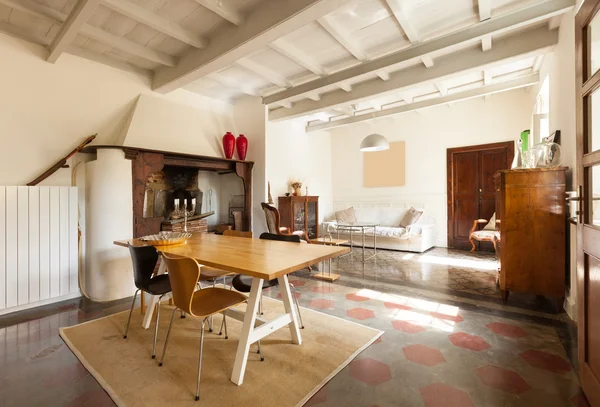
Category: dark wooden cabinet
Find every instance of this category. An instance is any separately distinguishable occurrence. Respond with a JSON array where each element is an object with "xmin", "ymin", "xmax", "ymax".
[
  {"xmin": 447, "ymin": 141, "xmax": 514, "ymax": 250},
  {"xmin": 278, "ymin": 196, "xmax": 319, "ymax": 239},
  {"xmin": 494, "ymin": 167, "xmax": 567, "ymax": 306}
]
